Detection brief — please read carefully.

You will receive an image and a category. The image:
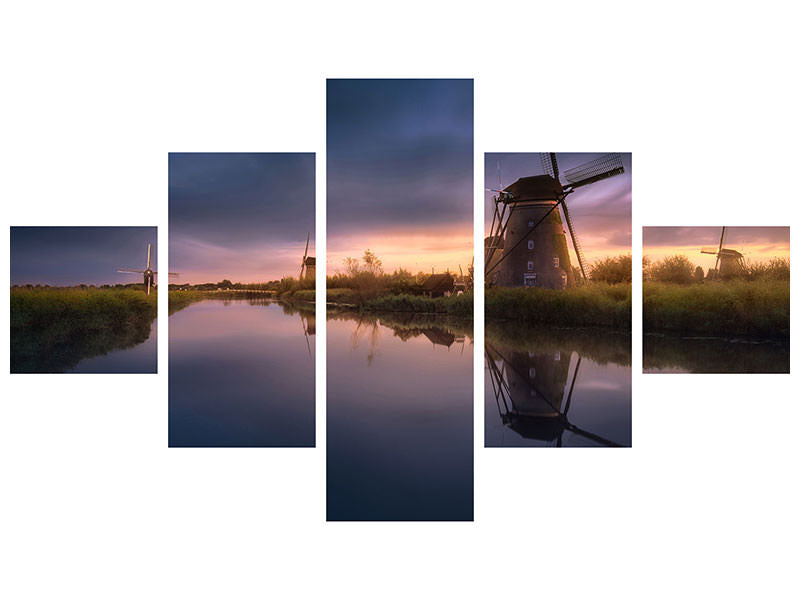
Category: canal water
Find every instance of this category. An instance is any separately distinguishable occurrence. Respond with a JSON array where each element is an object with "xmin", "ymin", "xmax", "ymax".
[
  {"xmin": 485, "ymin": 324, "xmax": 631, "ymax": 448},
  {"xmin": 643, "ymin": 333, "xmax": 789, "ymax": 374},
  {"xmin": 169, "ymin": 299, "xmax": 315, "ymax": 447},
  {"xmin": 69, "ymin": 320, "xmax": 158, "ymax": 374},
  {"xmin": 327, "ymin": 312, "xmax": 474, "ymax": 521}
]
